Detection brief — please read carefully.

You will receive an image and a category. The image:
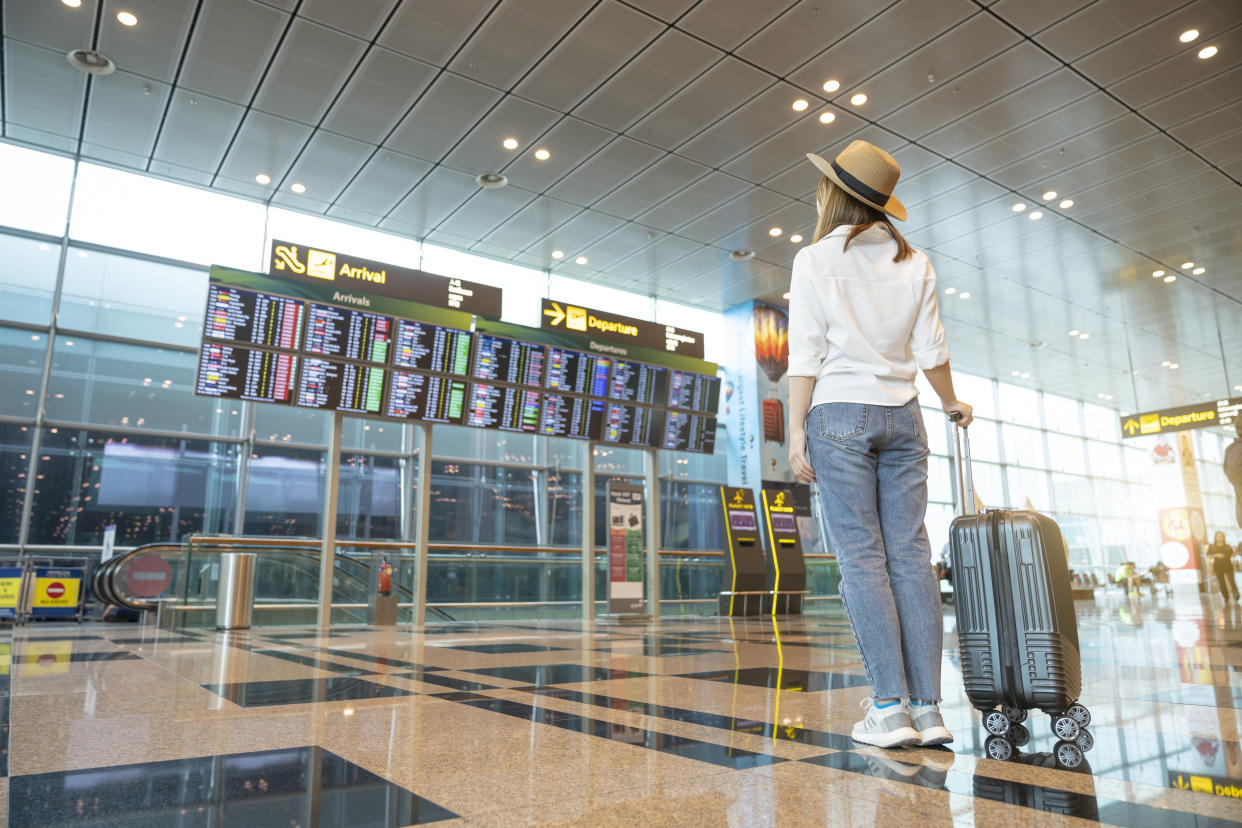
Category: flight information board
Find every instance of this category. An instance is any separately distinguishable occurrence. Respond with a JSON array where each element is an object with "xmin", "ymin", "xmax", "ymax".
[
  {"xmin": 545, "ymin": 347, "xmax": 610, "ymax": 397},
  {"xmin": 195, "ymin": 344, "xmax": 297, "ymax": 403},
  {"xmin": 609, "ymin": 360, "xmax": 668, "ymax": 405},
  {"xmin": 472, "ymin": 334, "xmax": 544, "ymax": 387},
  {"xmin": 667, "ymin": 370, "xmax": 721, "ymax": 413},
  {"xmin": 539, "ymin": 394, "xmax": 605, "ymax": 440},
  {"xmin": 662, "ymin": 411, "xmax": 716, "ymax": 453},
  {"xmin": 303, "ymin": 303, "xmax": 392, "ymax": 364},
  {"xmin": 204, "ymin": 285, "xmax": 304, "ymax": 350},
  {"xmin": 465, "ymin": 383, "xmax": 541, "ymax": 432},
  {"xmin": 295, "ymin": 358, "xmax": 386, "ymax": 415},
  {"xmin": 601, "ymin": 403, "xmax": 664, "ymax": 447},
  {"xmin": 392, "ymin": 320, "xmax": 471, "ymax": 375},
  {"xmin": 385, "ymin": 370, "xmax": 466, "ymax": 423}
]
